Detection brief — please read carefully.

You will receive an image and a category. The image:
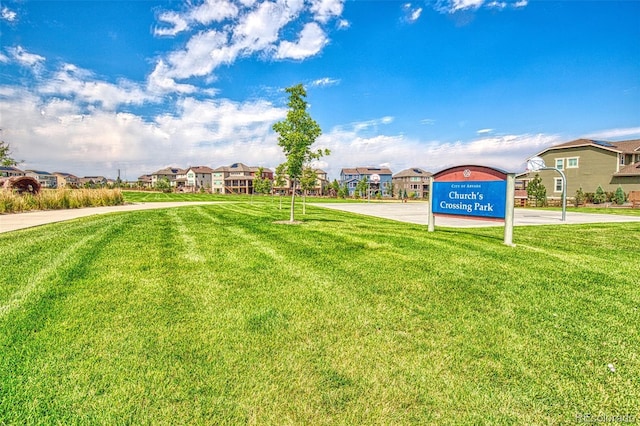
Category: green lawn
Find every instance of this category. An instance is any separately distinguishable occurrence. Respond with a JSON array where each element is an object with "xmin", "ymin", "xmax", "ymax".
[{"xmin": 1, "ymin": 202, "xmax": 638, "ymax": 424}]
